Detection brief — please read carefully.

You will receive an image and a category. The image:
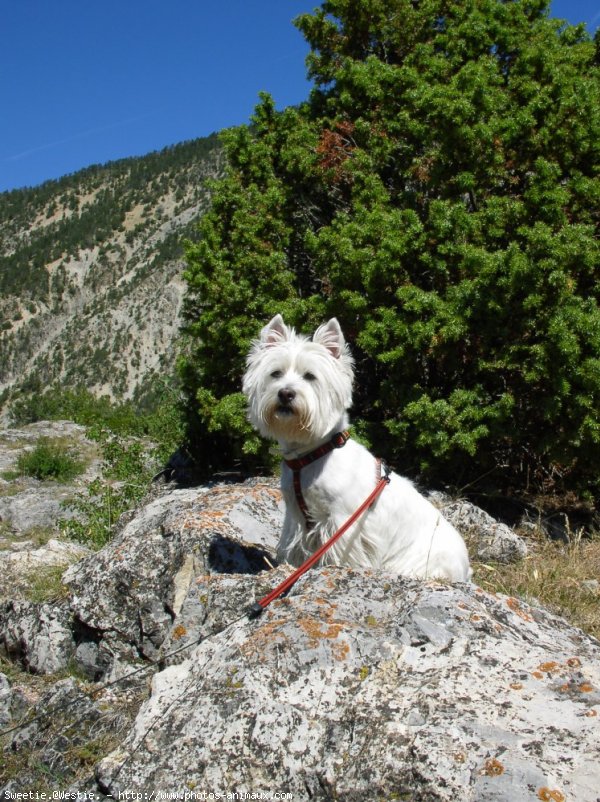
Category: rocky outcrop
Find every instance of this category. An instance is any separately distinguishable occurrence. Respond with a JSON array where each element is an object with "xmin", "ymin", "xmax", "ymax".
[
  {"xmin": 430, "ymin": 493, "xmax": 529, "ymax": 563},
  {"xmin": 1, "ymin": 479, "xmax": 598, "ymax": 799},
  {"xmin": 95, "ymin": 568, "xmax": 599, "ymax": 801},
  {"xmin": 0, "ymin": 421, "xmax": 101, "ymax": 536},
  {"xmin": 64, "ymin": 480, "xmax": 282, "ymax": 674},
  {"xmin": 0, "ymin": 601, "xmax": 75, "ymax": 675}
]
